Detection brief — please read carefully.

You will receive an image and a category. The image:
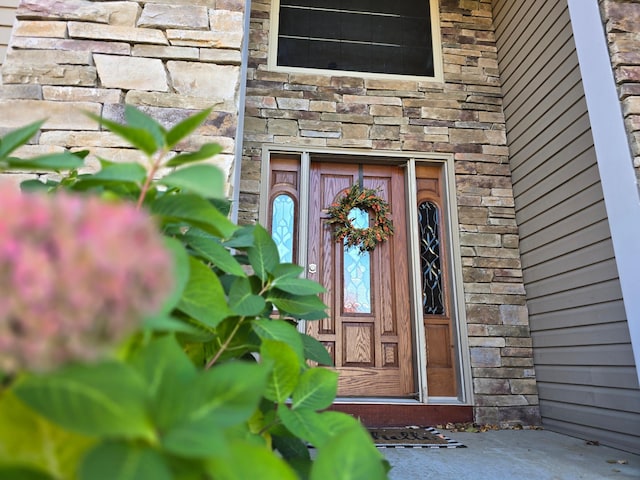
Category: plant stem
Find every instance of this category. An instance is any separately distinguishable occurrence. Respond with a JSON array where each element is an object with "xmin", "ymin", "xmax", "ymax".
[
  {"xmin": 136, "ymin": 149, "xmax": 166, "ymax": 210},
  {"xmin": 206, "ymin": 317, "xmax": 245, "ymax": 369}
]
